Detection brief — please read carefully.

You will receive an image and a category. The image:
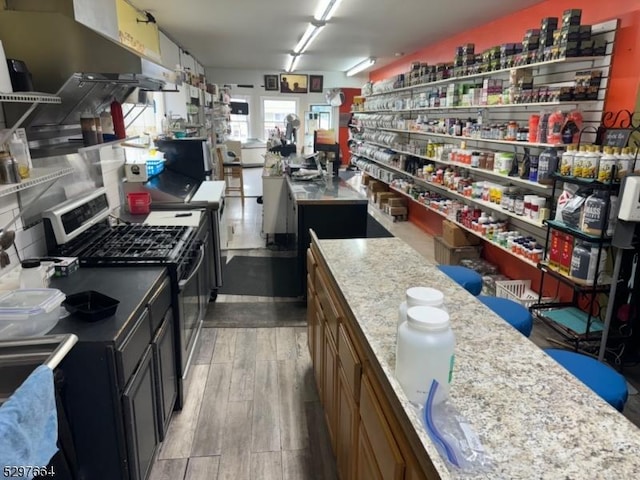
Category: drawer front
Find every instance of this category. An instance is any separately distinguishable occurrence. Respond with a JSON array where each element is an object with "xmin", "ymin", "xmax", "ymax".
[
  {"xmin": 360, "ymin": 375, "xmax": 404, "ymax": 480},
  {"xmin": 338, "ymin": 324, "xmax": 361, "ymax": 400},
  {"xmin": 316, "ymin": 268, "xmax": 340, "ymax": 342},
  {"xmin": 306, "ymin": 249, "xmax": 316, "ymax": 289},
  {"xmin": 148, "ymin": 277, "xmax": 171, "ymax": 333},
  {"xmin": 117, "ymin": 309, "xmax": 152, "ymax": 388}
]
